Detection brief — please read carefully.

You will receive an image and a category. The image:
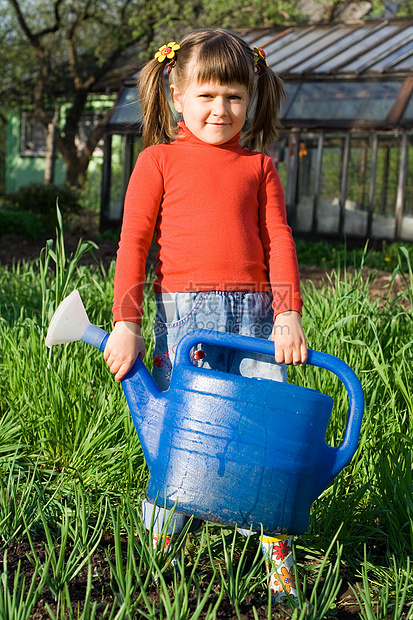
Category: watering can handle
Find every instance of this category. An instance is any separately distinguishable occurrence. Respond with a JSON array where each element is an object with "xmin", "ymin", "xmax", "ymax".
[
  {"xmin": 175, "ymin": 329, "xmax": 364, "ymax": 477},
  {"xmin": 305, "ymin": 348, "xmax": 364, "ymax": 477}
]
